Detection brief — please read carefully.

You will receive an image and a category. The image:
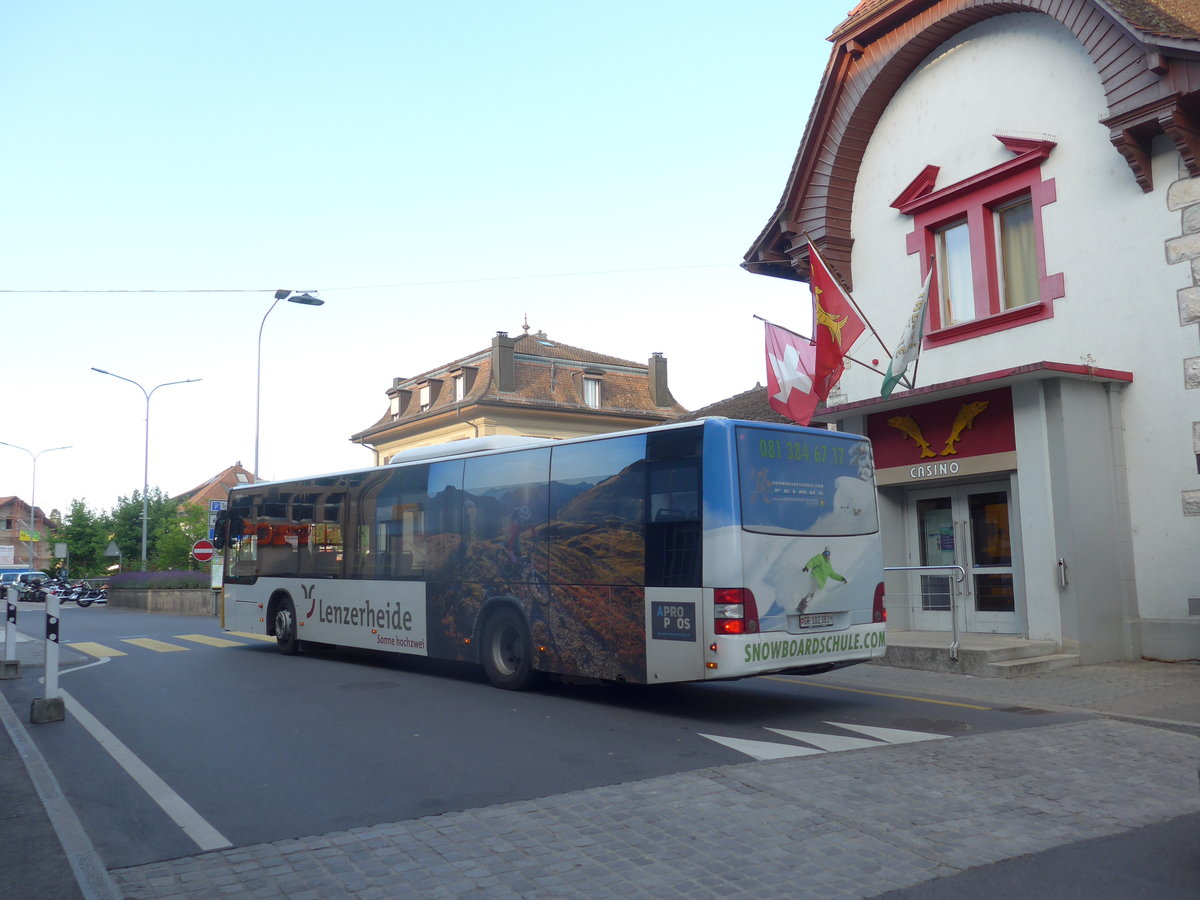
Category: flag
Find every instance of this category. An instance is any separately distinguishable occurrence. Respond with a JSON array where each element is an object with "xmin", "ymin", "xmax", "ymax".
[
  {"xmin": 809, "ymin": 242, "xmax": 866, "ymax": 400},
  {"xmin": 881, "ymin": 265, "xmax": 934, "ymax": 398},
  {"xmin": 764, "ymin": 321, "xmax": 819, "ymax": 425}
]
